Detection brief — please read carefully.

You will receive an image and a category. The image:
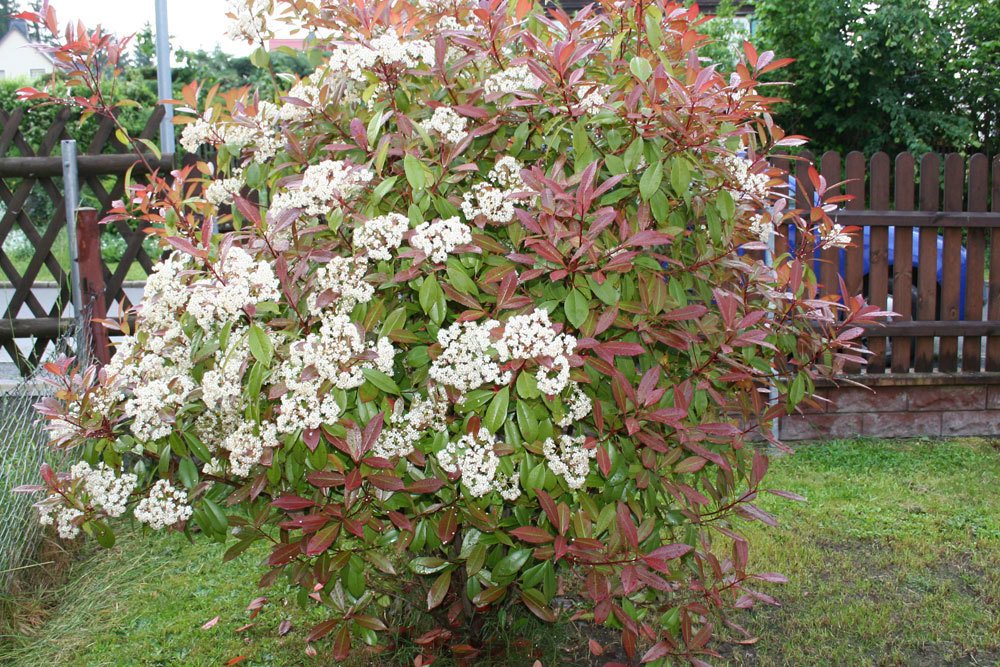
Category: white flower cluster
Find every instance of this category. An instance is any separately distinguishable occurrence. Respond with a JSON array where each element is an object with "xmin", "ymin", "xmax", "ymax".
[
  {"xmin": 483, "ymin": 65, "xmax": 543, "ymax": 100},
  {"xmin": 495, "ymin": 309, "xmax": 577, "ymax": 395},
  {"xmin": 117, "ymin": 341, "xmax": 195, "ymax": 442},
  {"xmin": 270, "ymin": 160, "xmax": 374, "ymax": 218},
  {"xmin": 429, "ymin": 309, "xmax": 585, "ymax": 406},
  {"xmin": 38, "ymin": 488, "xmax": 87, "ymax": 539},
  {"xmin": 353, "ymin": 213, "xmax": 409, "ymax": 261},
  {"xmin": 280, "ymin": 78, "xmax": 322, "ymax": 123},
  {"xmin": 438, "ymin": 428, "xmax": 520, "ymax": 500},
  {"xmin": 328, "ymin": 30, "xmax": 435, "ymax": 85},
  {"xmin": 578, "ymin": 88, "xmax": 606, "ymax": 114},
  {"xmin": 180, "ymin": 105, "xmax": 283, "ymax": 163},
  {"xmin": 414, "ymin": 0, "xmax": 474, "ymax": 11},
  {"xmin": 278, "ymin": 314, "xmax": 395, "ymax": 433},
  {"xmin": 37, "ymin": 505, "xmax": 84, "ymax": 539},
  {"xmin": 719, "ymin": 155, "xmax": 770, "ymax": 202},
  {"xmin": 749, "ymin": 213, "xmax": 773, "ymax": 244},
  {"xmin": 557, "ymin": 384, "xmax": 593, "ymax": 428},
  {"xmin": 308, "ymin": 256, "xmax": 375, "ymax": 315},
  {"xmin": 411, "ymin": 216, "xmax": 472, "ymax": 263},
  {"xmin": 426, "ymin": 106, "xmax": 468, "ymax": 143},
  {"xmin": 134, "ymin": 480, "xmax": 194, "ymax": 530},
  {"xmin": 429, "ymin": 319, "xmax": 506, "ymax": 393},
  {"xmin": 200, "ymin": 329, "xmax": 251, "ymax": 415},
  {"xmin": 187, "ymin": 247, "xmax": 281, "ymax": 330},
  {"xmin": 371, "ymin": 387, "xmax": 449, "ymax": 459},
  {"xmin": 220, "ymin": 421, "xmax": 280, "ymax": 476},
  {"xmin": 461, "ymin": 156, "xmax": 525, "ymax": 224},
  {"xmin": 225, "ymin": 0, "xmax": 270, "ymax": 42},
  {"xmin": 69, "ymin": 461, "xmax": 138, "ymax": 518},
  {"xmin": 543, "ymin": 434, "xmax": 594, "ymax": 489},
  {"xmin": 205, "ymin": 173, "xmax": 243, "ymax": 206},
  {"xmin": 822, "ymin": 223, "xmax": 852, "ymax": 249}
]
